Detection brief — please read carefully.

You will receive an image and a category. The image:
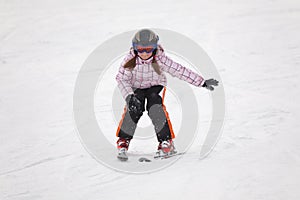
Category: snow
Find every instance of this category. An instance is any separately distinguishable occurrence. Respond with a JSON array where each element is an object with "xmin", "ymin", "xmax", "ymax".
[{"xmin": 1, "ymin": 0, "xmax": 300, "ymax": 199}]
